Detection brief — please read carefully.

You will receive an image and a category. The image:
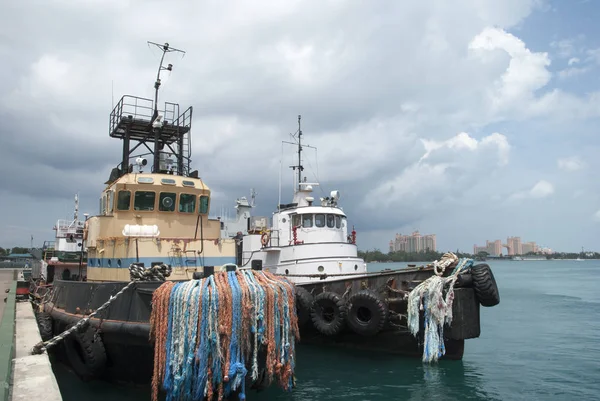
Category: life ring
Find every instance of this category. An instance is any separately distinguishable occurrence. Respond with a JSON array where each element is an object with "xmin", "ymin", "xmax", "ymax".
[
  {"xmin": 260, "ymin": 232, "xmax": 270, "ymax": 247},
  {"xmin": 470, "ymin": 263, "xmax": 500, "ymax": 307},
  {"xmin": 35, "ymin": 312, "xmax": 54, "ymax": 342},
  {"xmin": 345, "ymin": 289, "xmax": 388, "ymax": 336},
  {"xmin": 294, "ymin": 286, "xmax": 314, "ymax": 327},
  {"xmin": 64, "ymin": 324, "xmax": 107, "ymax": 381},
  {"xmin": 310, "ymin": 291, "xmax": 346, "ymax": 336}
]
